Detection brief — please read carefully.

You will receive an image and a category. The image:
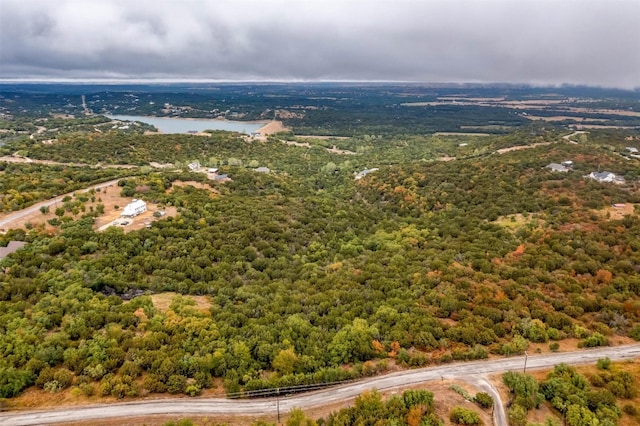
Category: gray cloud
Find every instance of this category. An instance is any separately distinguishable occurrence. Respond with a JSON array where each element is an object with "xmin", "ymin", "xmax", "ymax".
[{"xmin": 1, "ymin": 0, "xmax": 639, "ymax": 88}]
